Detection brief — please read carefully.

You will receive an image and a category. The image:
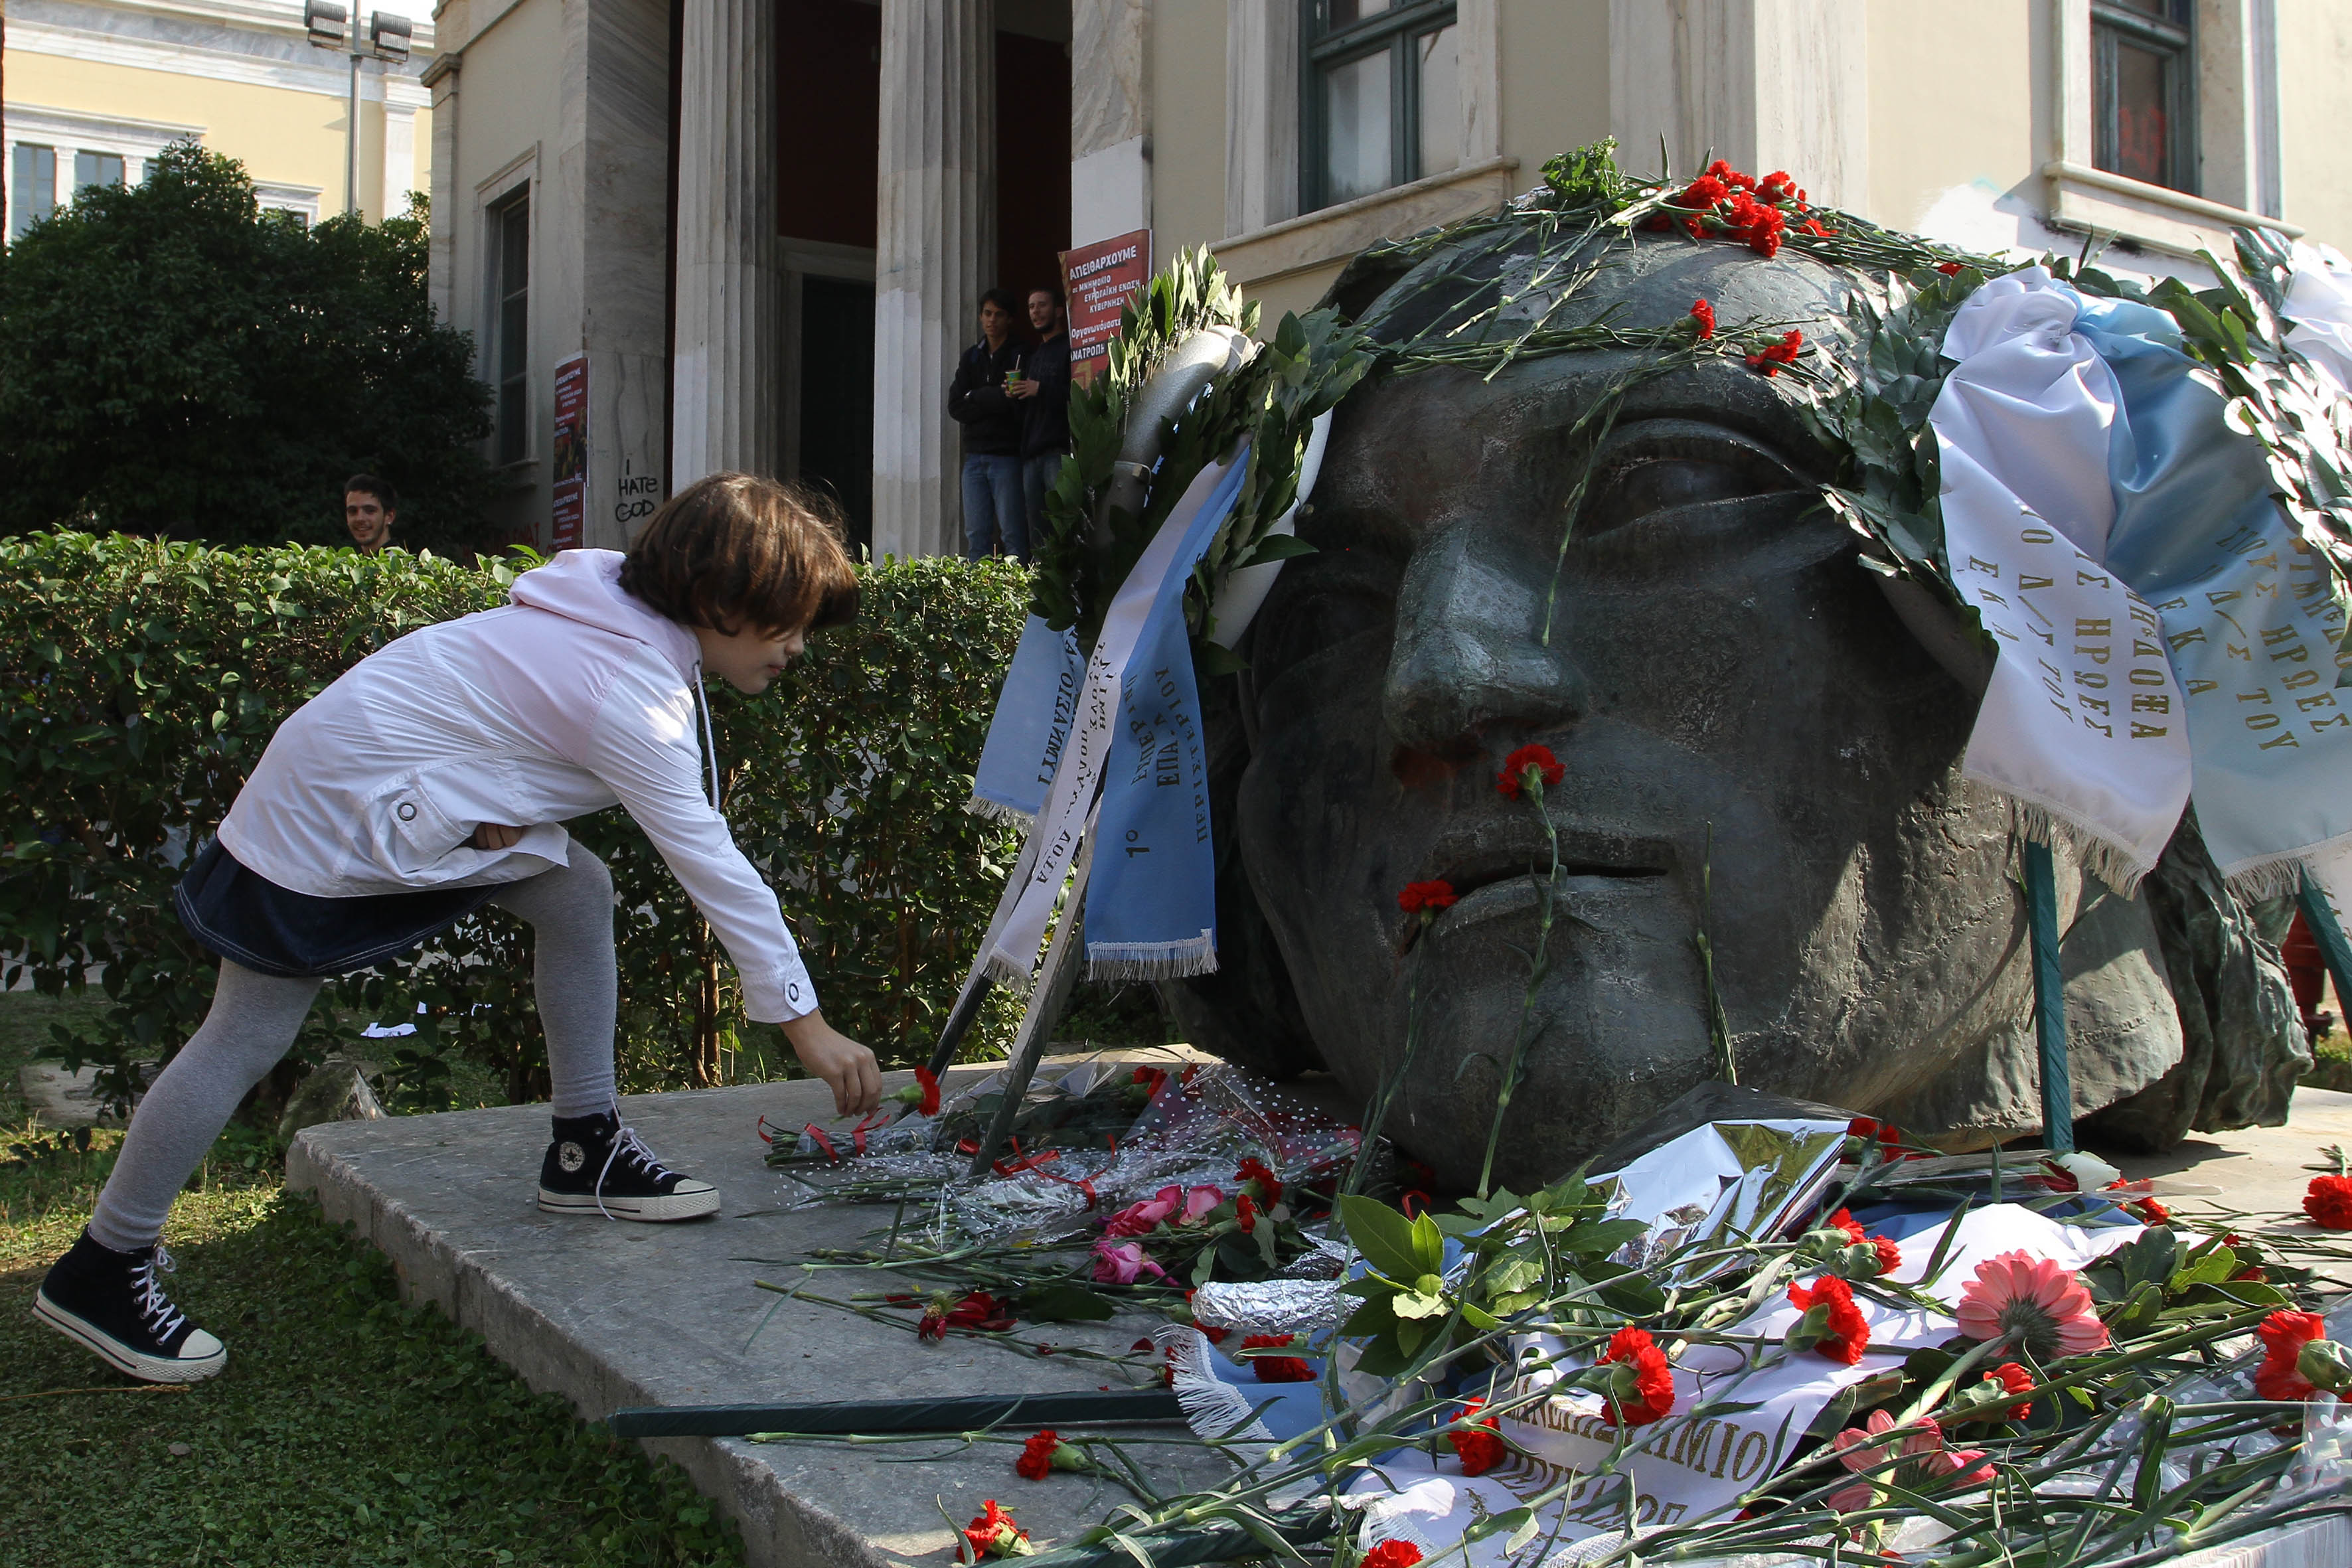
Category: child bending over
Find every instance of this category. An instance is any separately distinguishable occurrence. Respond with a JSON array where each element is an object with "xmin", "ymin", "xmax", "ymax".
[{"xmin": 36, "ymin": 473, "xmax": 882, "ymax": 1383}]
